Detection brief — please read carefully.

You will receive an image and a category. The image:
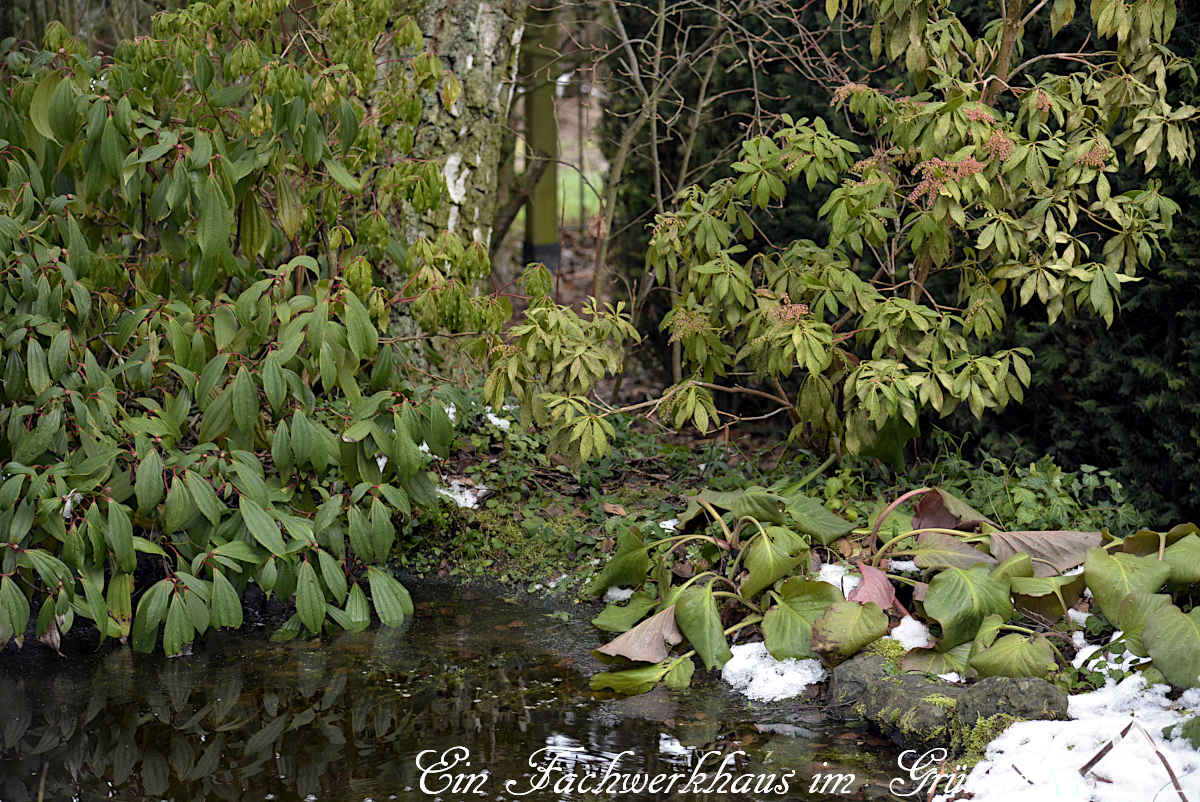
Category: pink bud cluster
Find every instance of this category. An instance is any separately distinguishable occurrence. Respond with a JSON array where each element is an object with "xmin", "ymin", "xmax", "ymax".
[
  {"xmin": 984, "ymin": 131, "xmax": 1014, "ymax": 161},
  {"xmin": 1076, "ymin": 143, "xmax": 1110, "ymax": 168},
  {"xmin": 906, "ymin": 156, "xmax": 986, "ymax": 207}
]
